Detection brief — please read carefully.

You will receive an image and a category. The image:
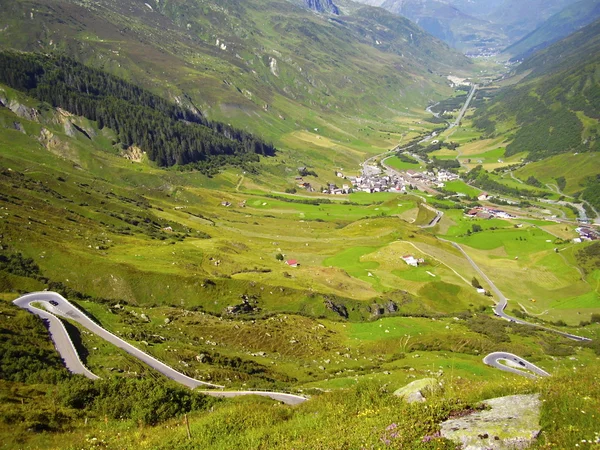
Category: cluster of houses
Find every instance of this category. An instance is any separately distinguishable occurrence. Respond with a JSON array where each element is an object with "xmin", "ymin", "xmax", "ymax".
[
  {"xmin": 405, "ymin": 169, "xmax": 460, "ymax": 189},
  {"xmin": 574, "ymin": 227, "xmax": 600, "ymax": 243},
  {"xmin": 465, "ymin": 206, "xmax": 515, "ymax": 220},
  {"xmin": 346, "ymin": 172, "xmax": 406, "ymax": 194},
  {"xmin": 323, "ymin": 182, "xmax": 352, "ymax": 195}
]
